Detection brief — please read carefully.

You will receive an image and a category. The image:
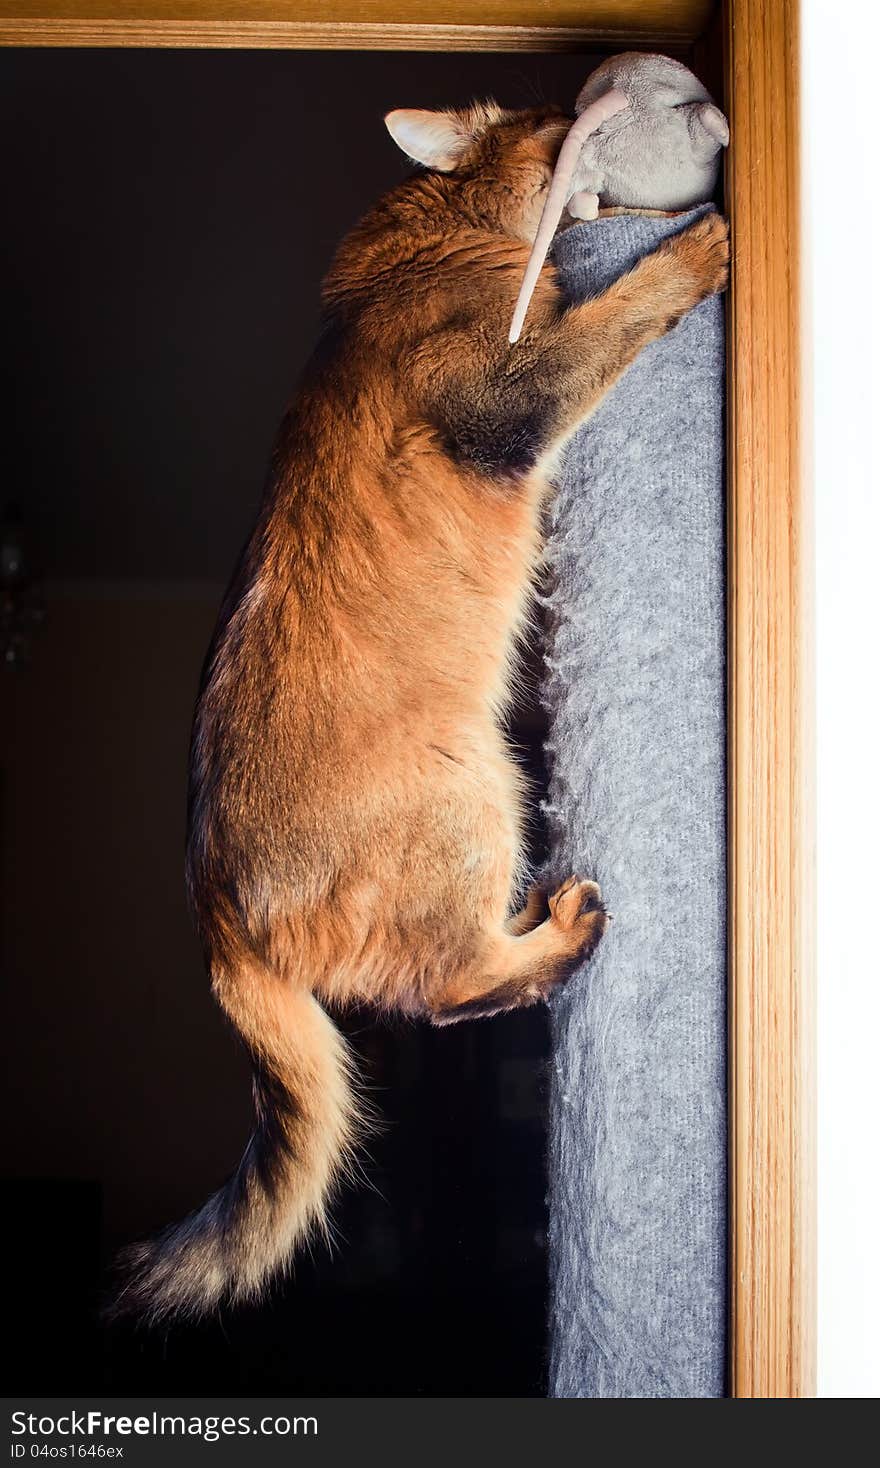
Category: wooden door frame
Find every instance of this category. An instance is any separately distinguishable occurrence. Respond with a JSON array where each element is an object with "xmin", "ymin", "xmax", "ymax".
[{"xmin": 0, "ymin": 0, "xmax": 815, "ymax": 1400}]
